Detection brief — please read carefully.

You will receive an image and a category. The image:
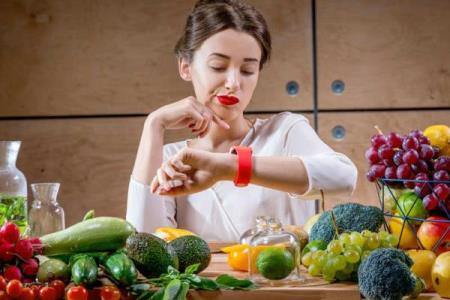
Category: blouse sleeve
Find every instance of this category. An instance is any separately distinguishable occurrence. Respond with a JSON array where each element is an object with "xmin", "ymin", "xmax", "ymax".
[
  {"xmin": 126, "ymin": 150, "xmax": 177, "ymax": 233},
  {"xmin": 283, "ymin": 118, "xmax": 358, "ymax": 200}
]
